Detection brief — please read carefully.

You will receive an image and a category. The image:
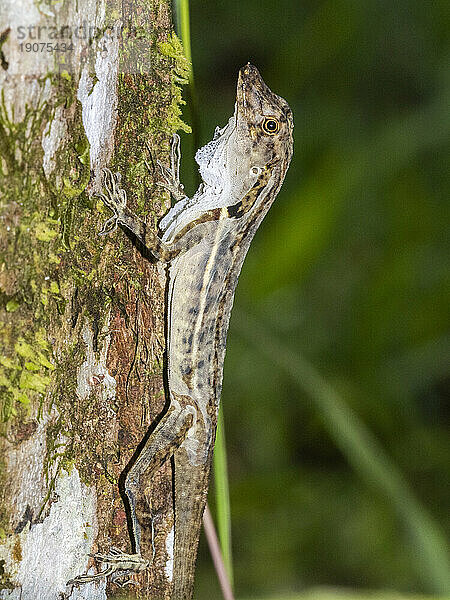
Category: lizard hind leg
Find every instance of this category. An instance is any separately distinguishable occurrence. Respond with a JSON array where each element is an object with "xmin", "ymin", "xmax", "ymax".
[
  {"xmin": 67, "ymin": 397, "xmax": 195, "ymax": 589},
  {"xmin": 122, "ymin": 396, "xmax": 196, "ymax": 556}
]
